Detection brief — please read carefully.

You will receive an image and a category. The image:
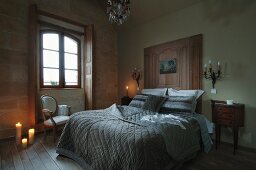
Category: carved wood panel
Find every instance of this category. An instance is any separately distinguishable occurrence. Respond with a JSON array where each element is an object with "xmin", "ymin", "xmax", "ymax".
[{"xmin": 144, "ymin": 34, "xmax": 202, "ymax": 90}]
